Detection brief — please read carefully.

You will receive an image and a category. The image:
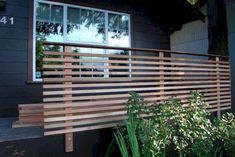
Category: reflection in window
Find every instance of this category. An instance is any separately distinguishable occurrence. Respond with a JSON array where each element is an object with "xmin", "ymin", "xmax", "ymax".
[
  {"xmin": 70, "ymin": 48, "xmax": 107, "ymax": 78},
  {"xmin": 67, "ymin": 8, "xmax": 105, "ymax": 43},
  {"xmin": 34, "ymin": 1, "xmax": 131, "ymax": 80},
  {"xmin": 108, "ymin": 14, "xmax": 129, "ymax": 47},
  {"xmin": 35, "ymin": 3, "xmax": 64, "ymax": 79},
  {"xmin": 36, "ymin": 3, "xmax": 63, "ymax": 42}
]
